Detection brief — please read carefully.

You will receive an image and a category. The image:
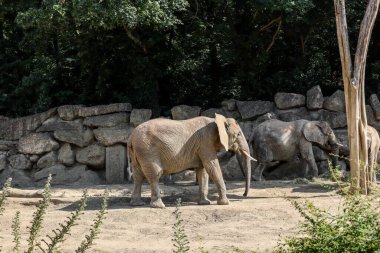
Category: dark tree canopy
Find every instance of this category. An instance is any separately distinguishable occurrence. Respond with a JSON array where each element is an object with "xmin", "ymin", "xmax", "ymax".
[{"xmin": 0, "ymin": 0, "xmax": 379, "ymax": 117}]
